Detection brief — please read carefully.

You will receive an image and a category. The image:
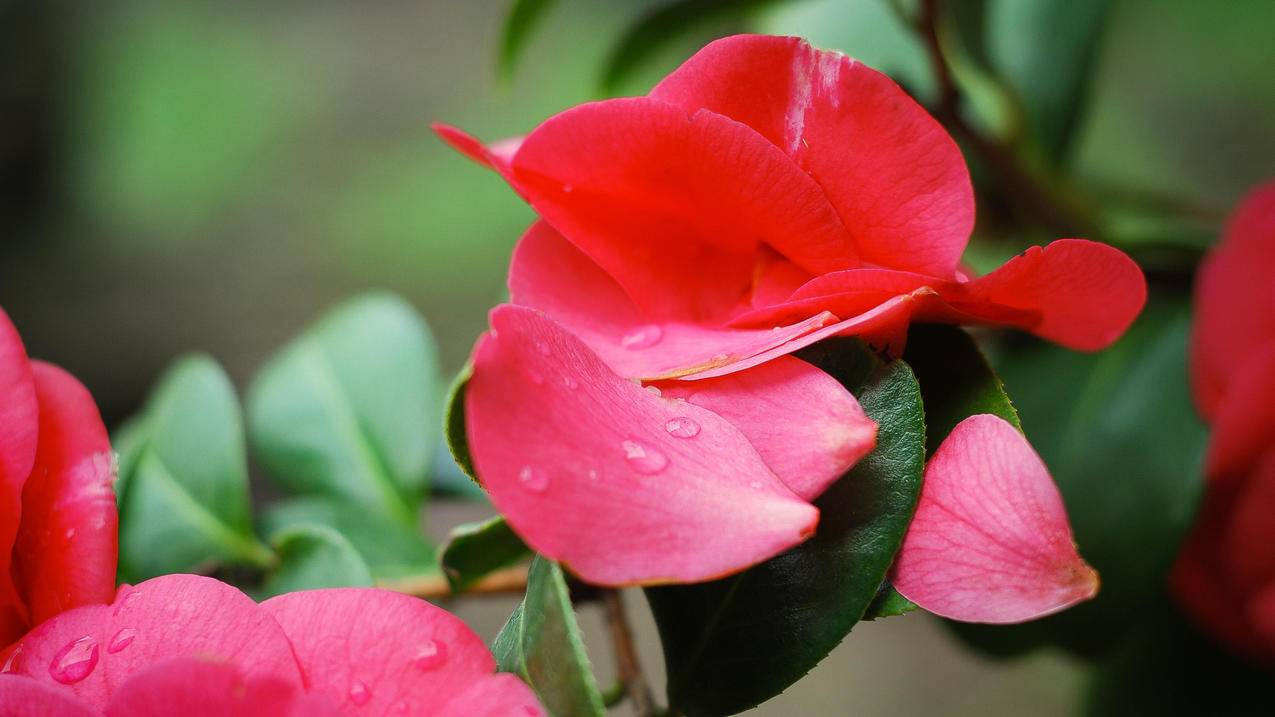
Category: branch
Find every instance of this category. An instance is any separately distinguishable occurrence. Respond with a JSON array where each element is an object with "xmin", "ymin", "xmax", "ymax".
[
  {"xmin": 378, "ymin": 565, "xmax": 529, "ymax": 599},
  {"xmin": 603, "ymin": 589, "xmax": 657, "ymax": 717}
]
